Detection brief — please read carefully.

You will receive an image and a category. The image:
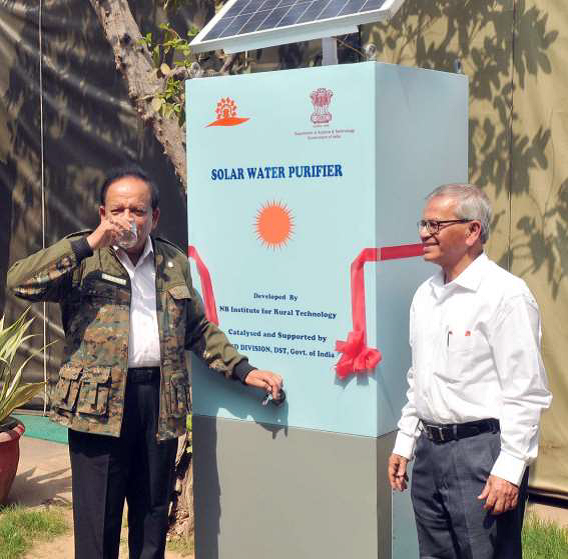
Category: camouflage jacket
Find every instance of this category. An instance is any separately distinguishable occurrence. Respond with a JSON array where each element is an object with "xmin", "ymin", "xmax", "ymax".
[{"xmin": 7, "ymin": 232, "xmax": 253, "ymax": 440}]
